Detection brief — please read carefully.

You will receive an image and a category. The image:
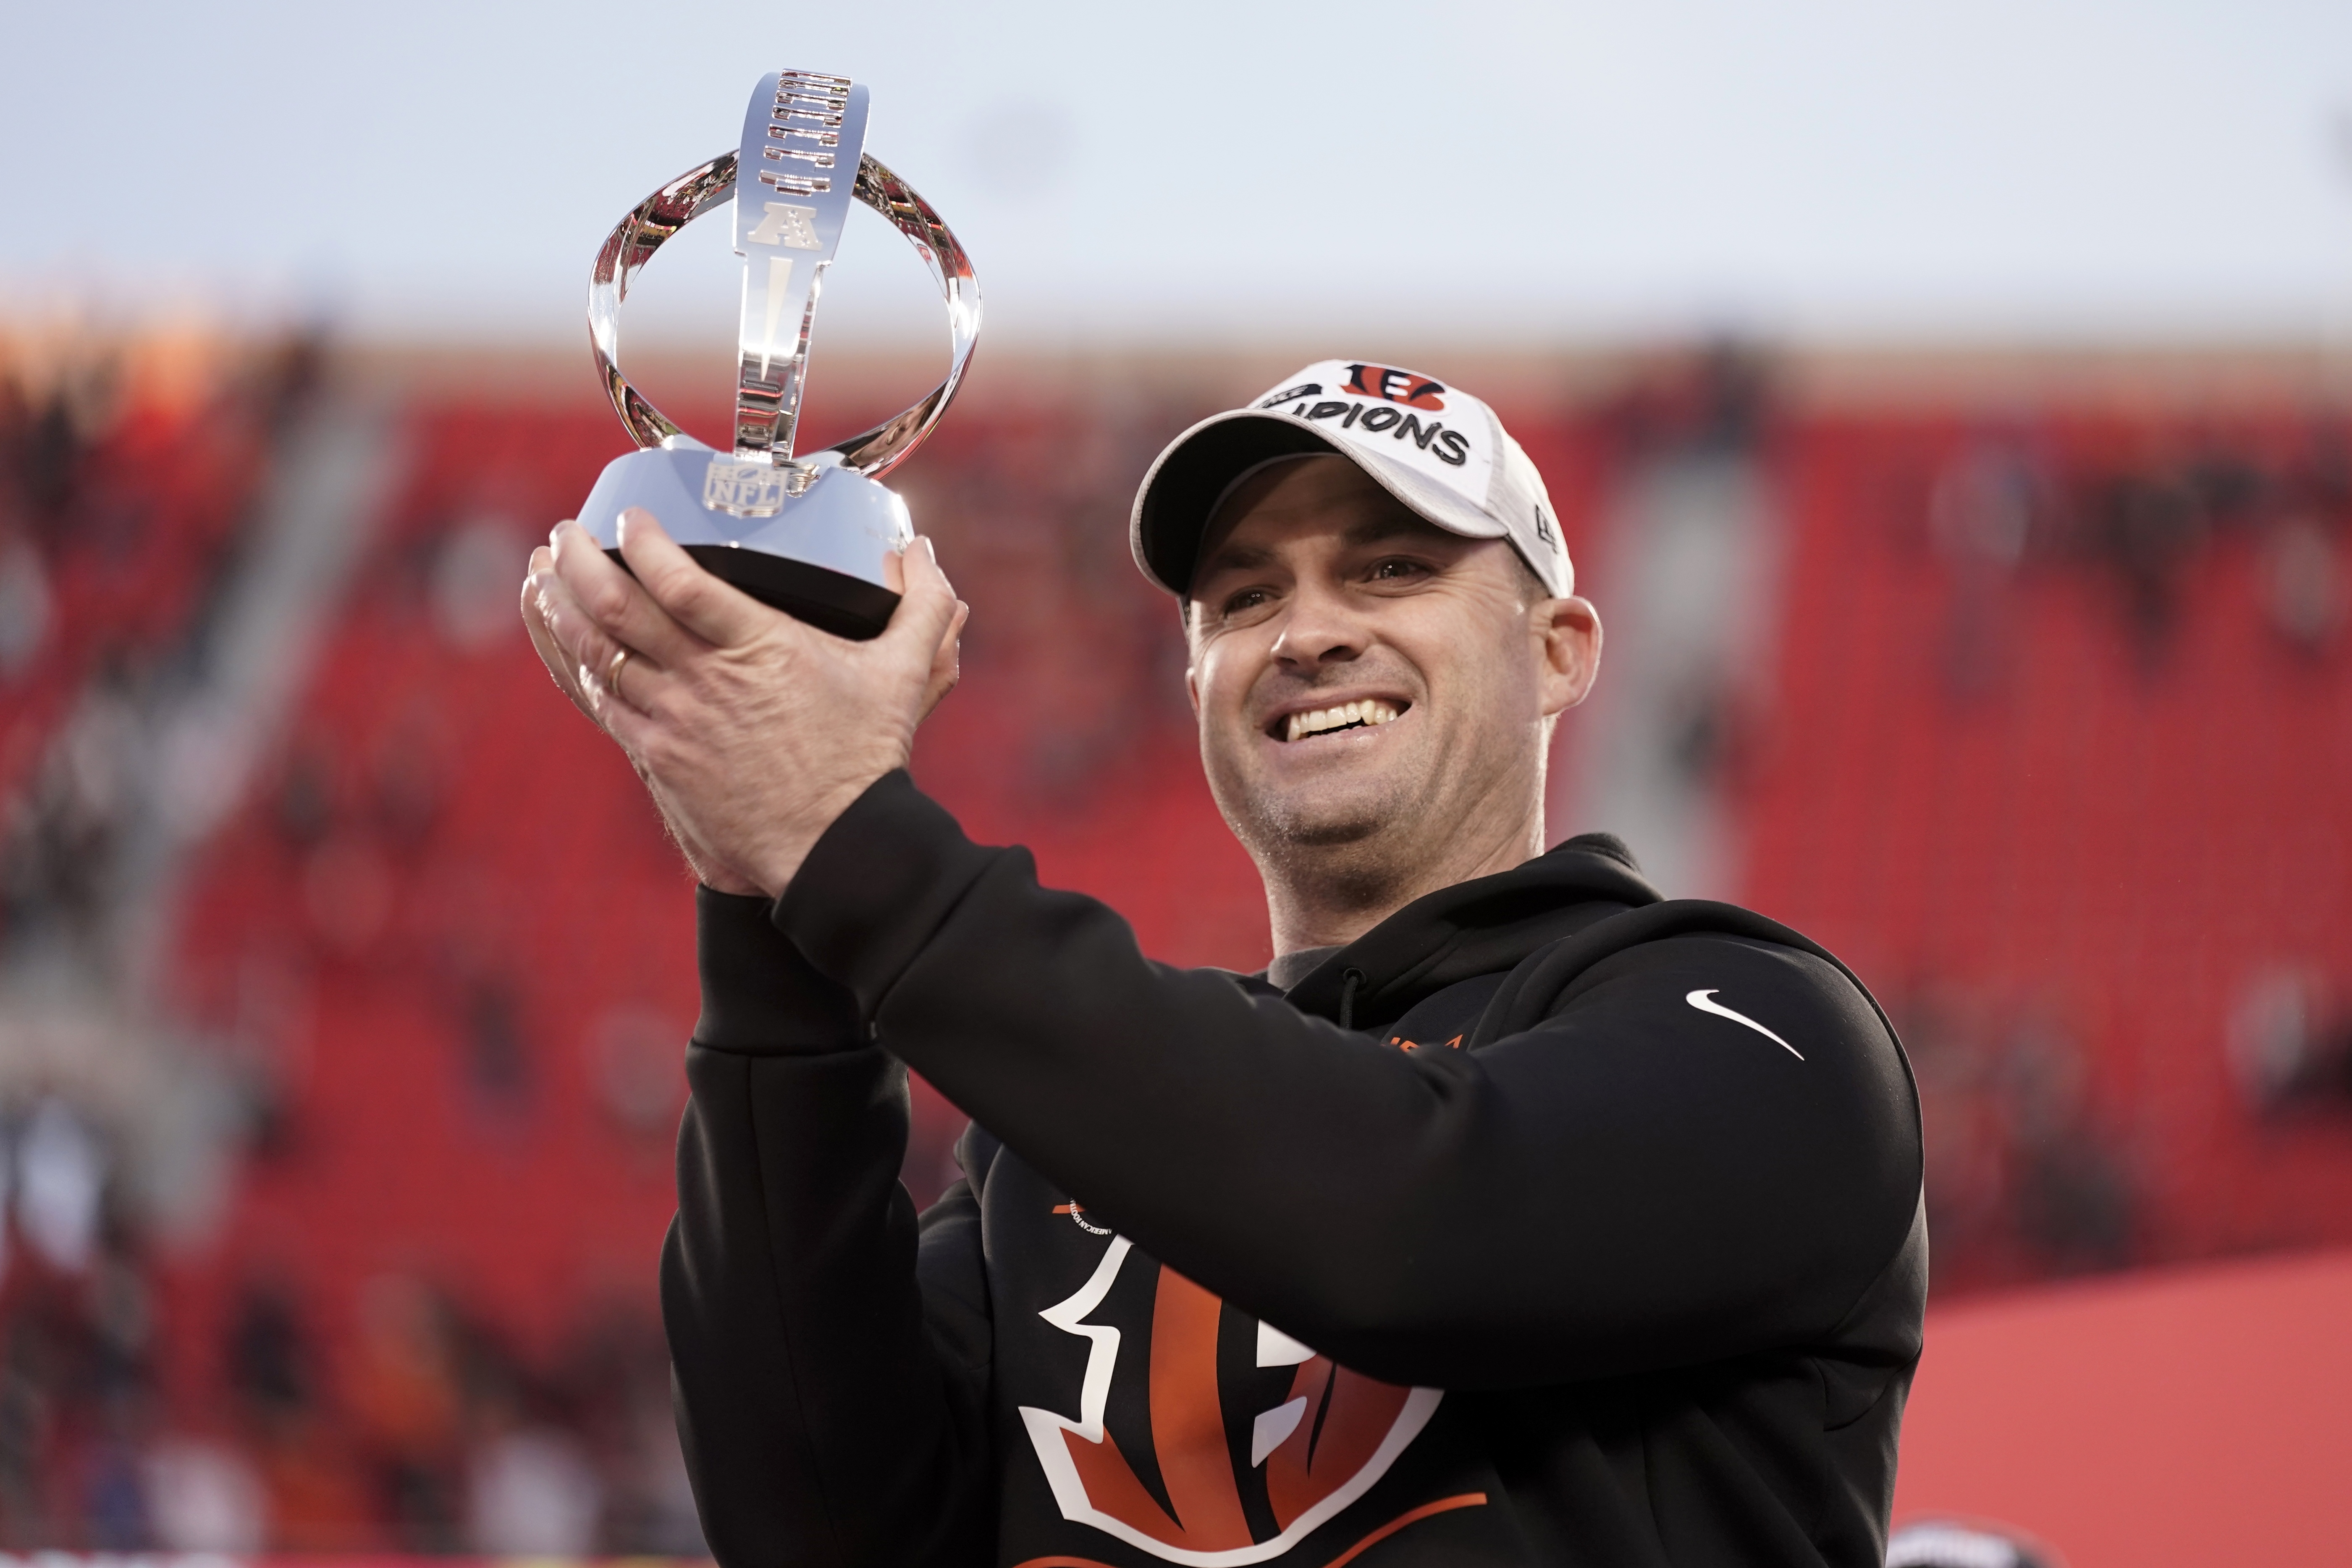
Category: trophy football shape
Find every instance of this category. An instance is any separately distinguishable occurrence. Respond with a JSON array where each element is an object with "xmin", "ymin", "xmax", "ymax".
[{"xmin": 574, "ymin": 70, "xmax": 979, "ymax": 639}]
